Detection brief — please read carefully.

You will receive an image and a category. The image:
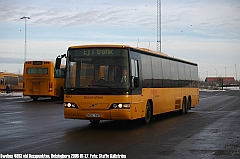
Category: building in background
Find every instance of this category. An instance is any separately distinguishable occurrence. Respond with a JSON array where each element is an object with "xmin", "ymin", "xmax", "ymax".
[{"xmin": 204, "ymin": 77, "xmax": 239, "ymax": 89}]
